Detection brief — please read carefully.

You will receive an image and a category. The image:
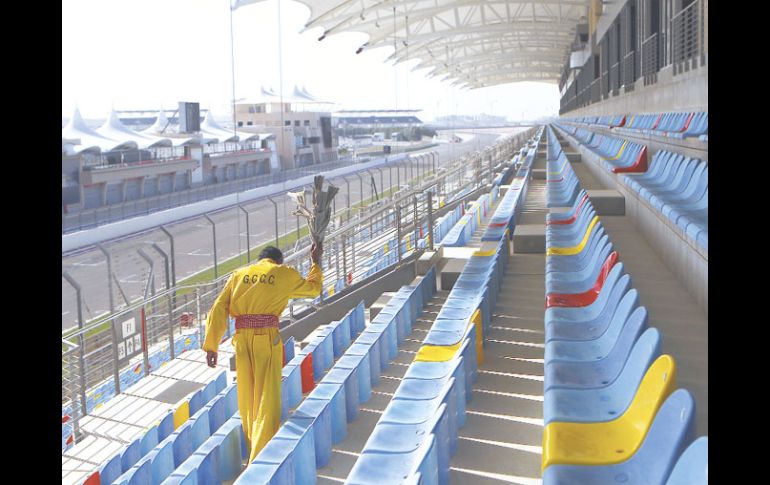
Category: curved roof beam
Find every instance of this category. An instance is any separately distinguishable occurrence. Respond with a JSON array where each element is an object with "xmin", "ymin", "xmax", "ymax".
[
  {"xmin": 412, "ymin": 49, "xmax": 568, "ymax": 71},
  {"xmin": 293, "ymin": 0, "xmax": 589, "ymax": 87},
  {"xmin": 307, "ymin": 0, "xmax": 589, "ymax": 35}
]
